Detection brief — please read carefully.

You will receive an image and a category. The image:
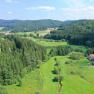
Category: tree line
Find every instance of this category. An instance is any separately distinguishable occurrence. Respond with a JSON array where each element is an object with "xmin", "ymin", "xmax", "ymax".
[{"xmin": 44, "ymin": 20, "xmax": 94, "ymax": 47}]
